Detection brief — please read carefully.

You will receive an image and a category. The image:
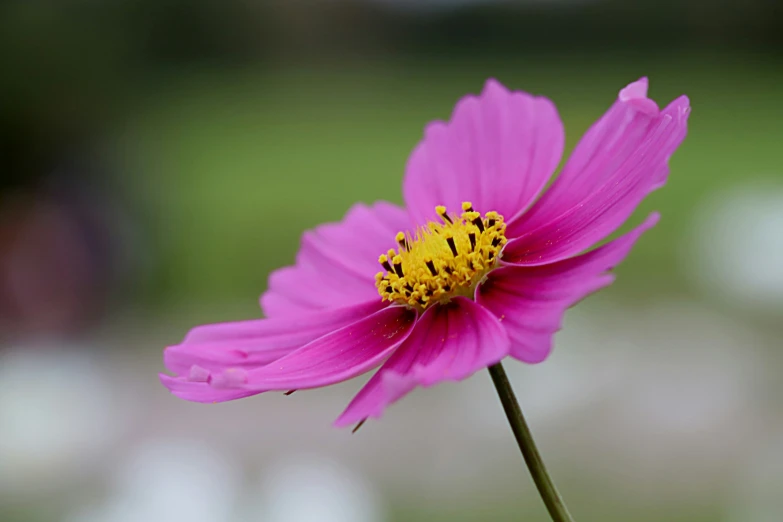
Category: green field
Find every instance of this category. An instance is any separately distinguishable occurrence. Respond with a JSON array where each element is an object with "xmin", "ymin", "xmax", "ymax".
[{"xmin": 122, "ymin": 52, "xmax": 783, "ymax": 314}]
